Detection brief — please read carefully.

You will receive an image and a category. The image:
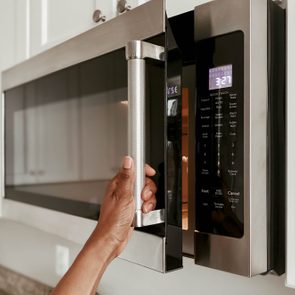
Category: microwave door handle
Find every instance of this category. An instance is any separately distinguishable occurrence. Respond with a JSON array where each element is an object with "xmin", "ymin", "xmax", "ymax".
[{"xmin": 126, "ymin": 40, "xmax": 165, "ymax": 227}]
